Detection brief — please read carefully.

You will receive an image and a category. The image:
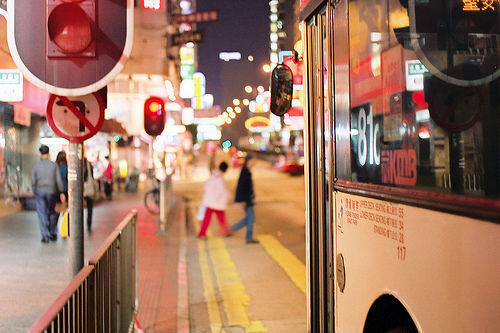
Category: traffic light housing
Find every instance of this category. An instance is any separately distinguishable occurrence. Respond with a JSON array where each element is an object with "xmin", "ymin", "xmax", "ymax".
[
  {"xmin": 405, "ymin": 0, "xmax": 500, "ymax": 86},
  {"xmin": 7, "ymin": 0, "xmax": 133, "ymax": 96},
  {"xmin": 144, "ymin": 96, "xmax": 165, "ymax": 137},
  {"xmin": 46, "ymin": 0, "xmax": 96, "ymax": 57}
]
